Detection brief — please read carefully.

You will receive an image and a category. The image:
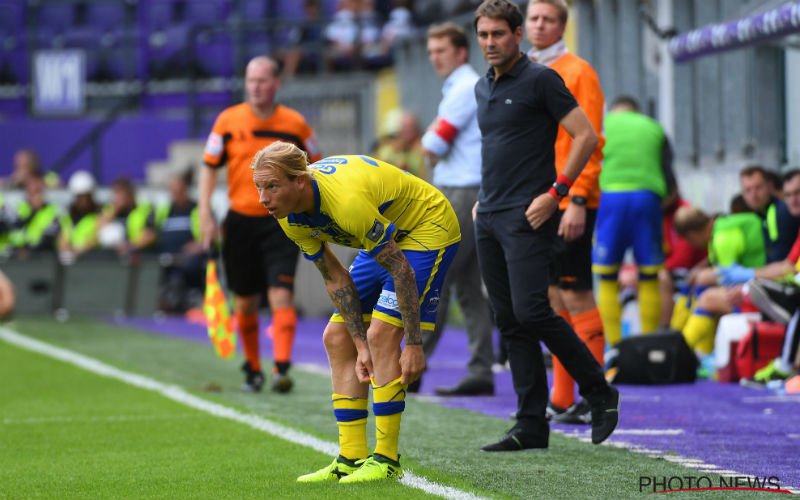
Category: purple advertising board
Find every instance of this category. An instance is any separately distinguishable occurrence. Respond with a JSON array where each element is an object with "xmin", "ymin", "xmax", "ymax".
[{"xmin": 669, "ymin": 1, "xmax": 800, "ymax": 62}]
